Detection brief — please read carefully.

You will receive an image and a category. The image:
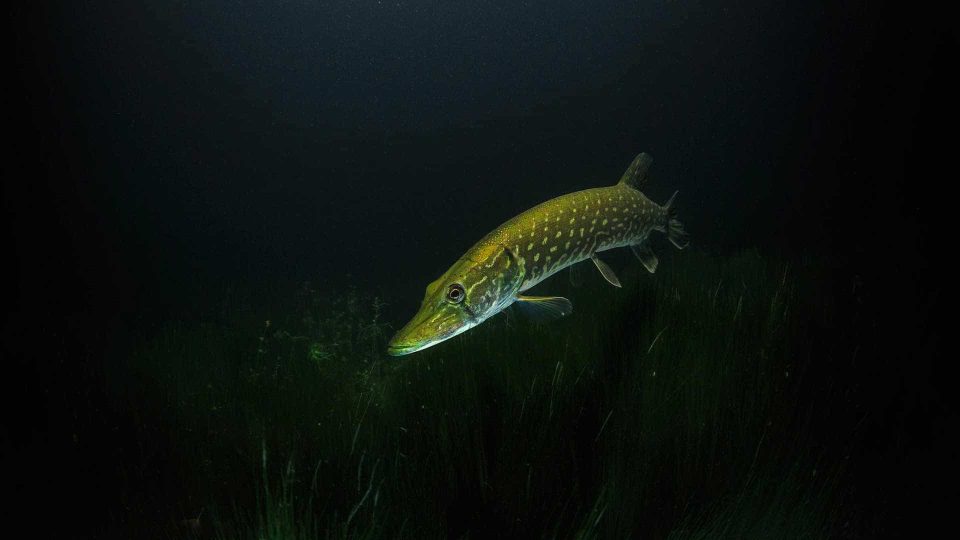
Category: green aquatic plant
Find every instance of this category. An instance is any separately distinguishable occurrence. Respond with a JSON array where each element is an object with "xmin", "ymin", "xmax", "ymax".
[
  {"xmin": 308, "ymin": 342, "xmax": 334, "ymax": 363},
  {"xmin": 112, "ymin": 250, "xmax": 852, "ymax": 538},
  {"xmin": 356, "ymin": 296, "xmax": 391, "ymax": 358},
  {"xmin": 287, "ymin": 283, "xmax": 393, "ymax": 366}
]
